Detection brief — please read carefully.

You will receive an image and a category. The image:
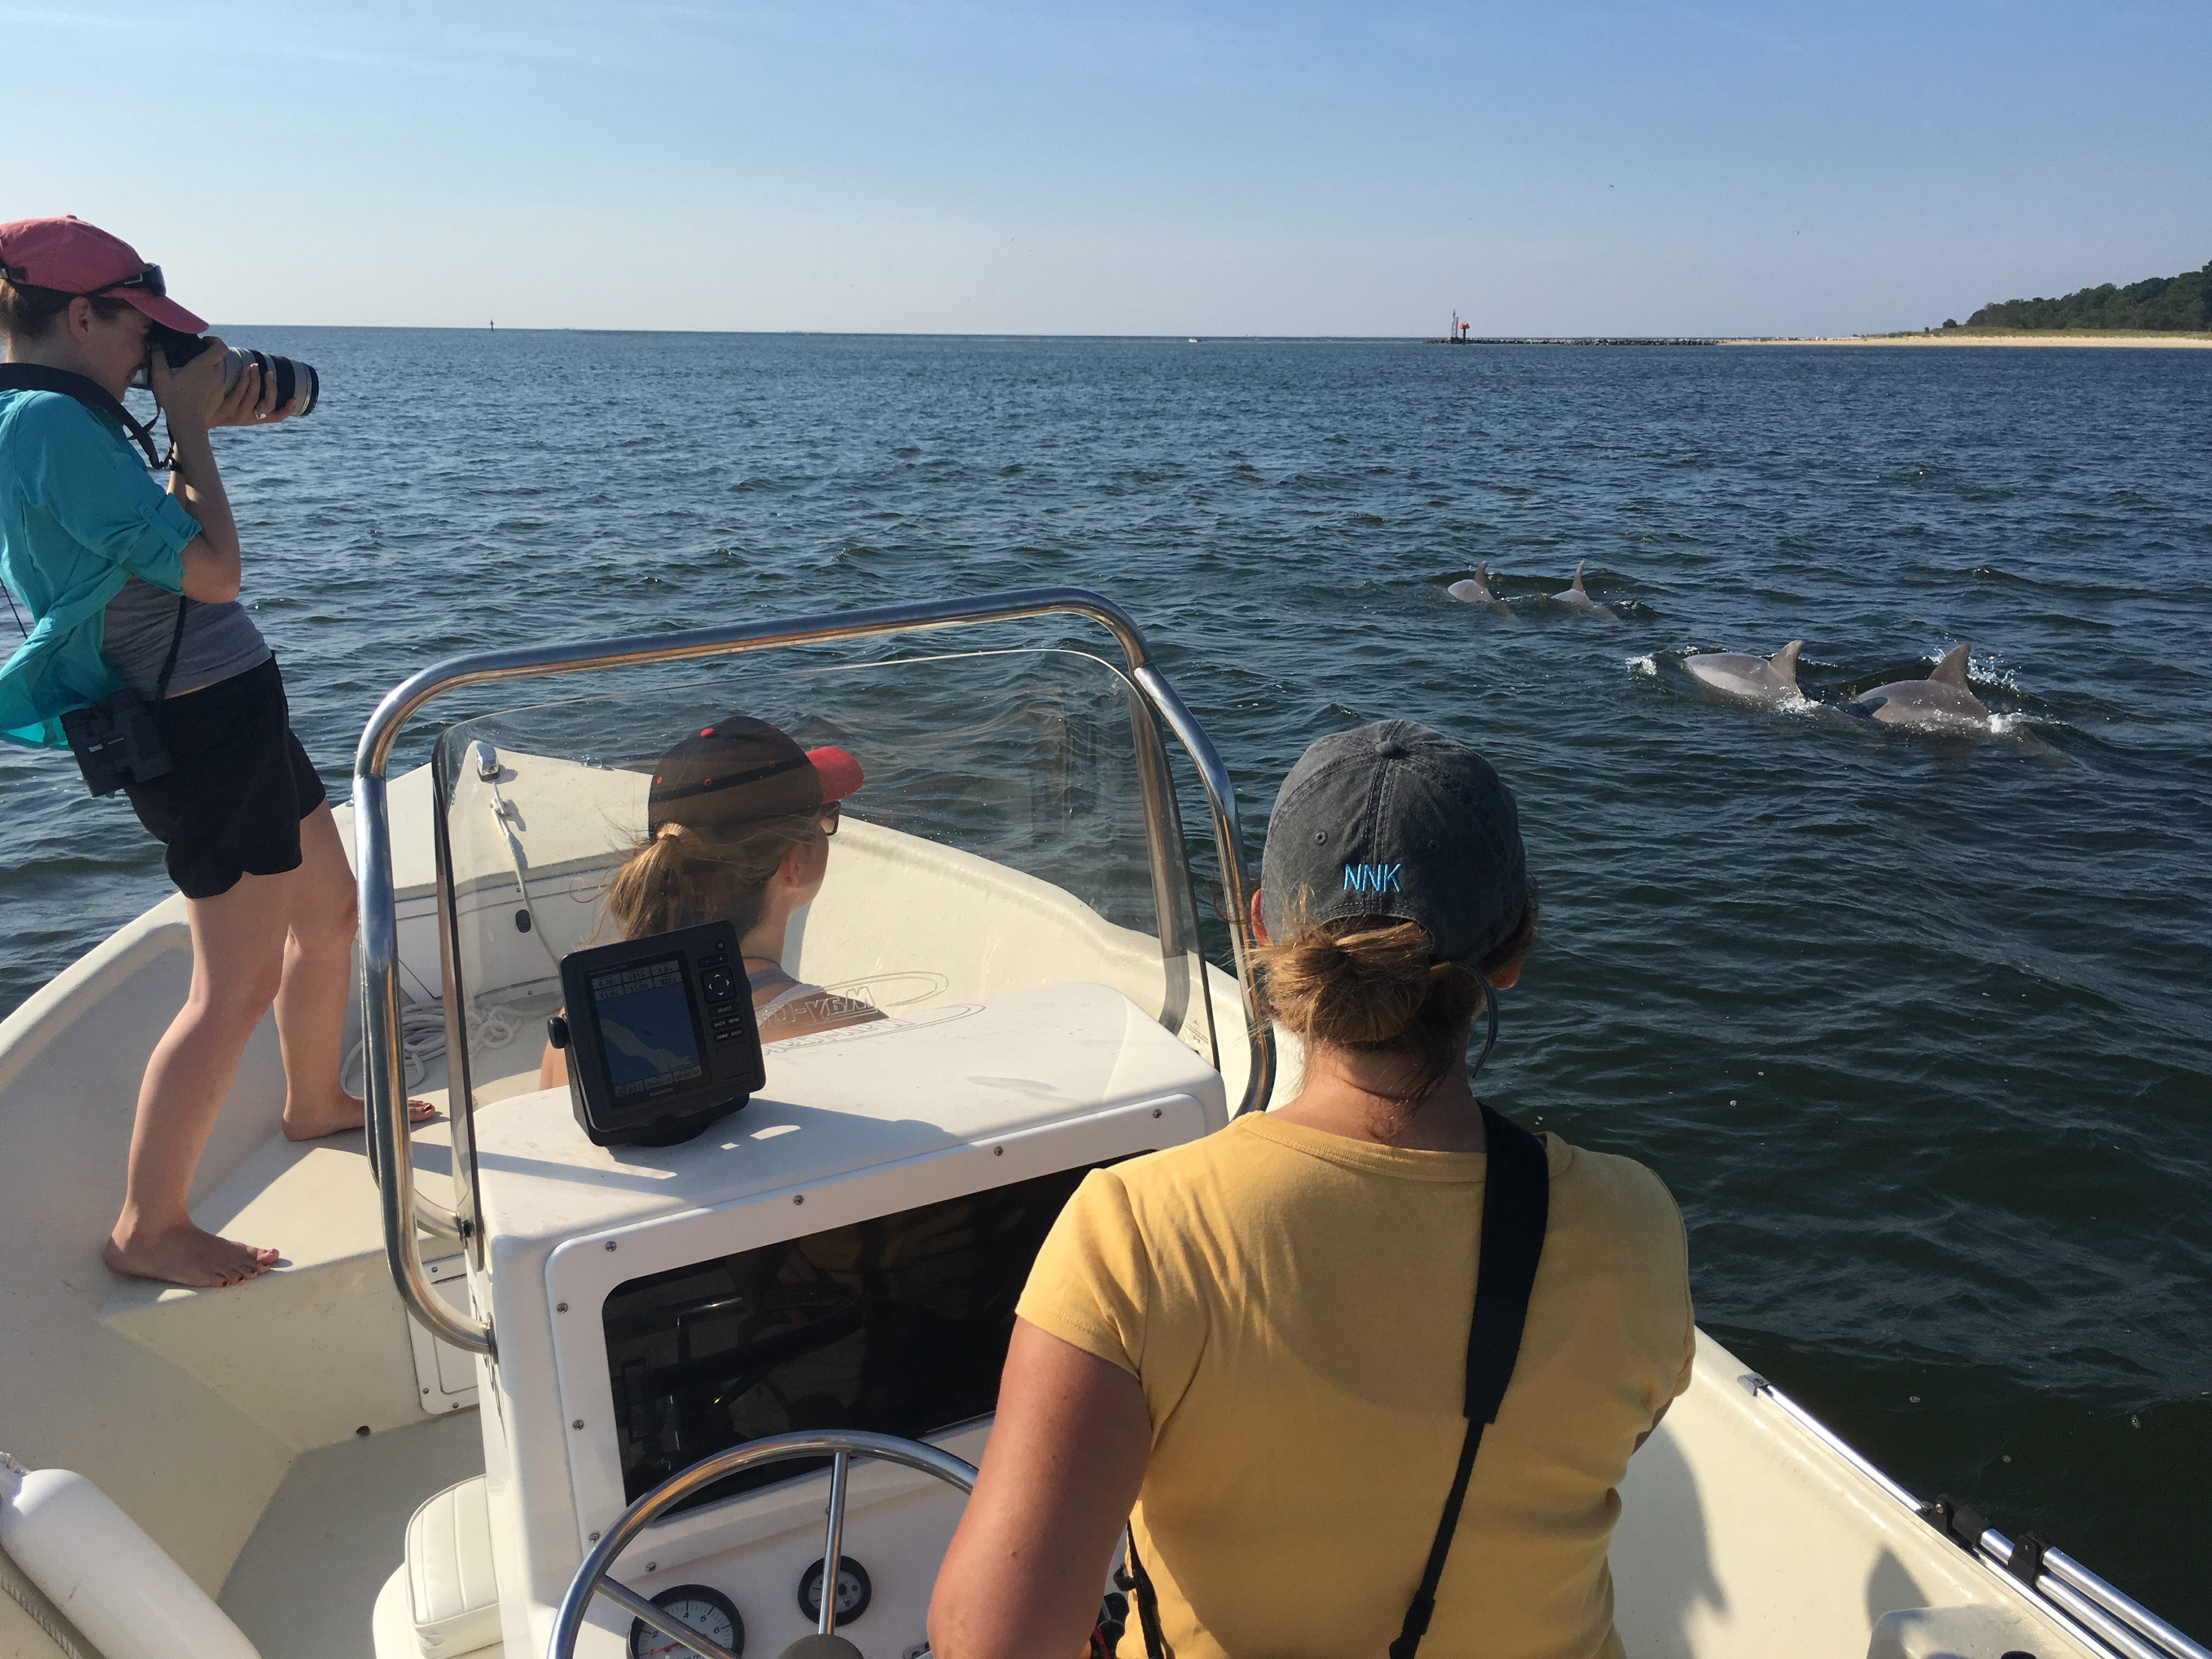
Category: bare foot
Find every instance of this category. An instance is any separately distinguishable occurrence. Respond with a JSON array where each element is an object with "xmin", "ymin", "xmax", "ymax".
[
  {"xmin": 283, "ymin": 1091, "xmax": 438, "ymax": 1142},
  {"xmin": 105, "ymin": 1222, "xmax": 279, "ymax": 1288}
]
